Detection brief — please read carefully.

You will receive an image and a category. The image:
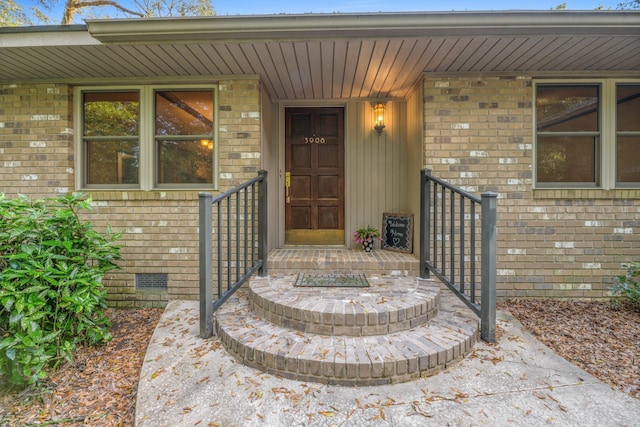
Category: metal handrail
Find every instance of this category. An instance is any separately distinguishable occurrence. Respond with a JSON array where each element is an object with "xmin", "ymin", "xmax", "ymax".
[
  {"xmin": 199, "ymin": 170, "xmax": 267, "ymax": 338},
  {"xmin": 420, "ymin": 168, "xmax": 497, "ymax": 342}
]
